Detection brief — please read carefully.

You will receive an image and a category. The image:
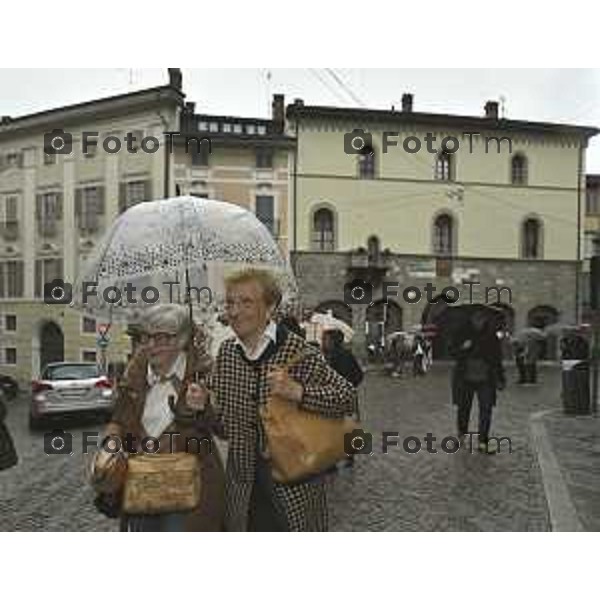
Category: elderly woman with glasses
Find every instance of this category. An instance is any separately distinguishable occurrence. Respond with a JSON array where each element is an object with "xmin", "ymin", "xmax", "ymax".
[{"xmin": 97, "ymin": 303, "xmax": 225, "ymax": 531}]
